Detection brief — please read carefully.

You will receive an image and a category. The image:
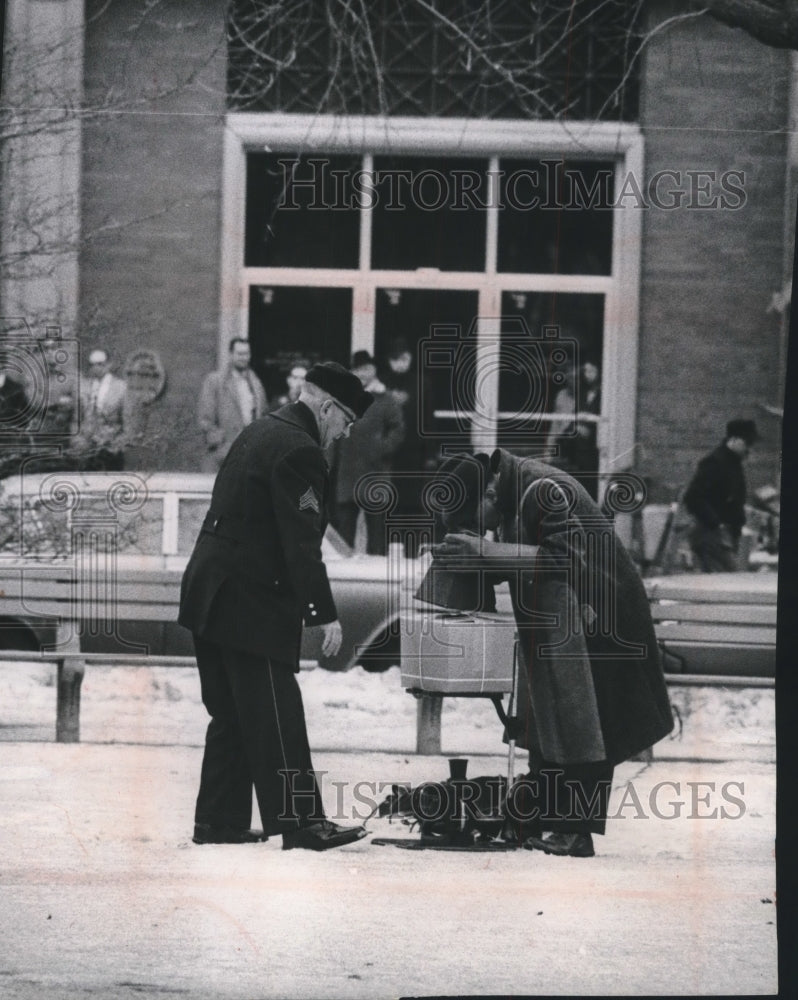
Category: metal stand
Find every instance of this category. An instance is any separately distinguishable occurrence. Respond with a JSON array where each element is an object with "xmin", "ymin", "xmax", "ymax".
[{"xmin": 505, "ymin": 634, "xmax": 520, "ymax": 789}]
